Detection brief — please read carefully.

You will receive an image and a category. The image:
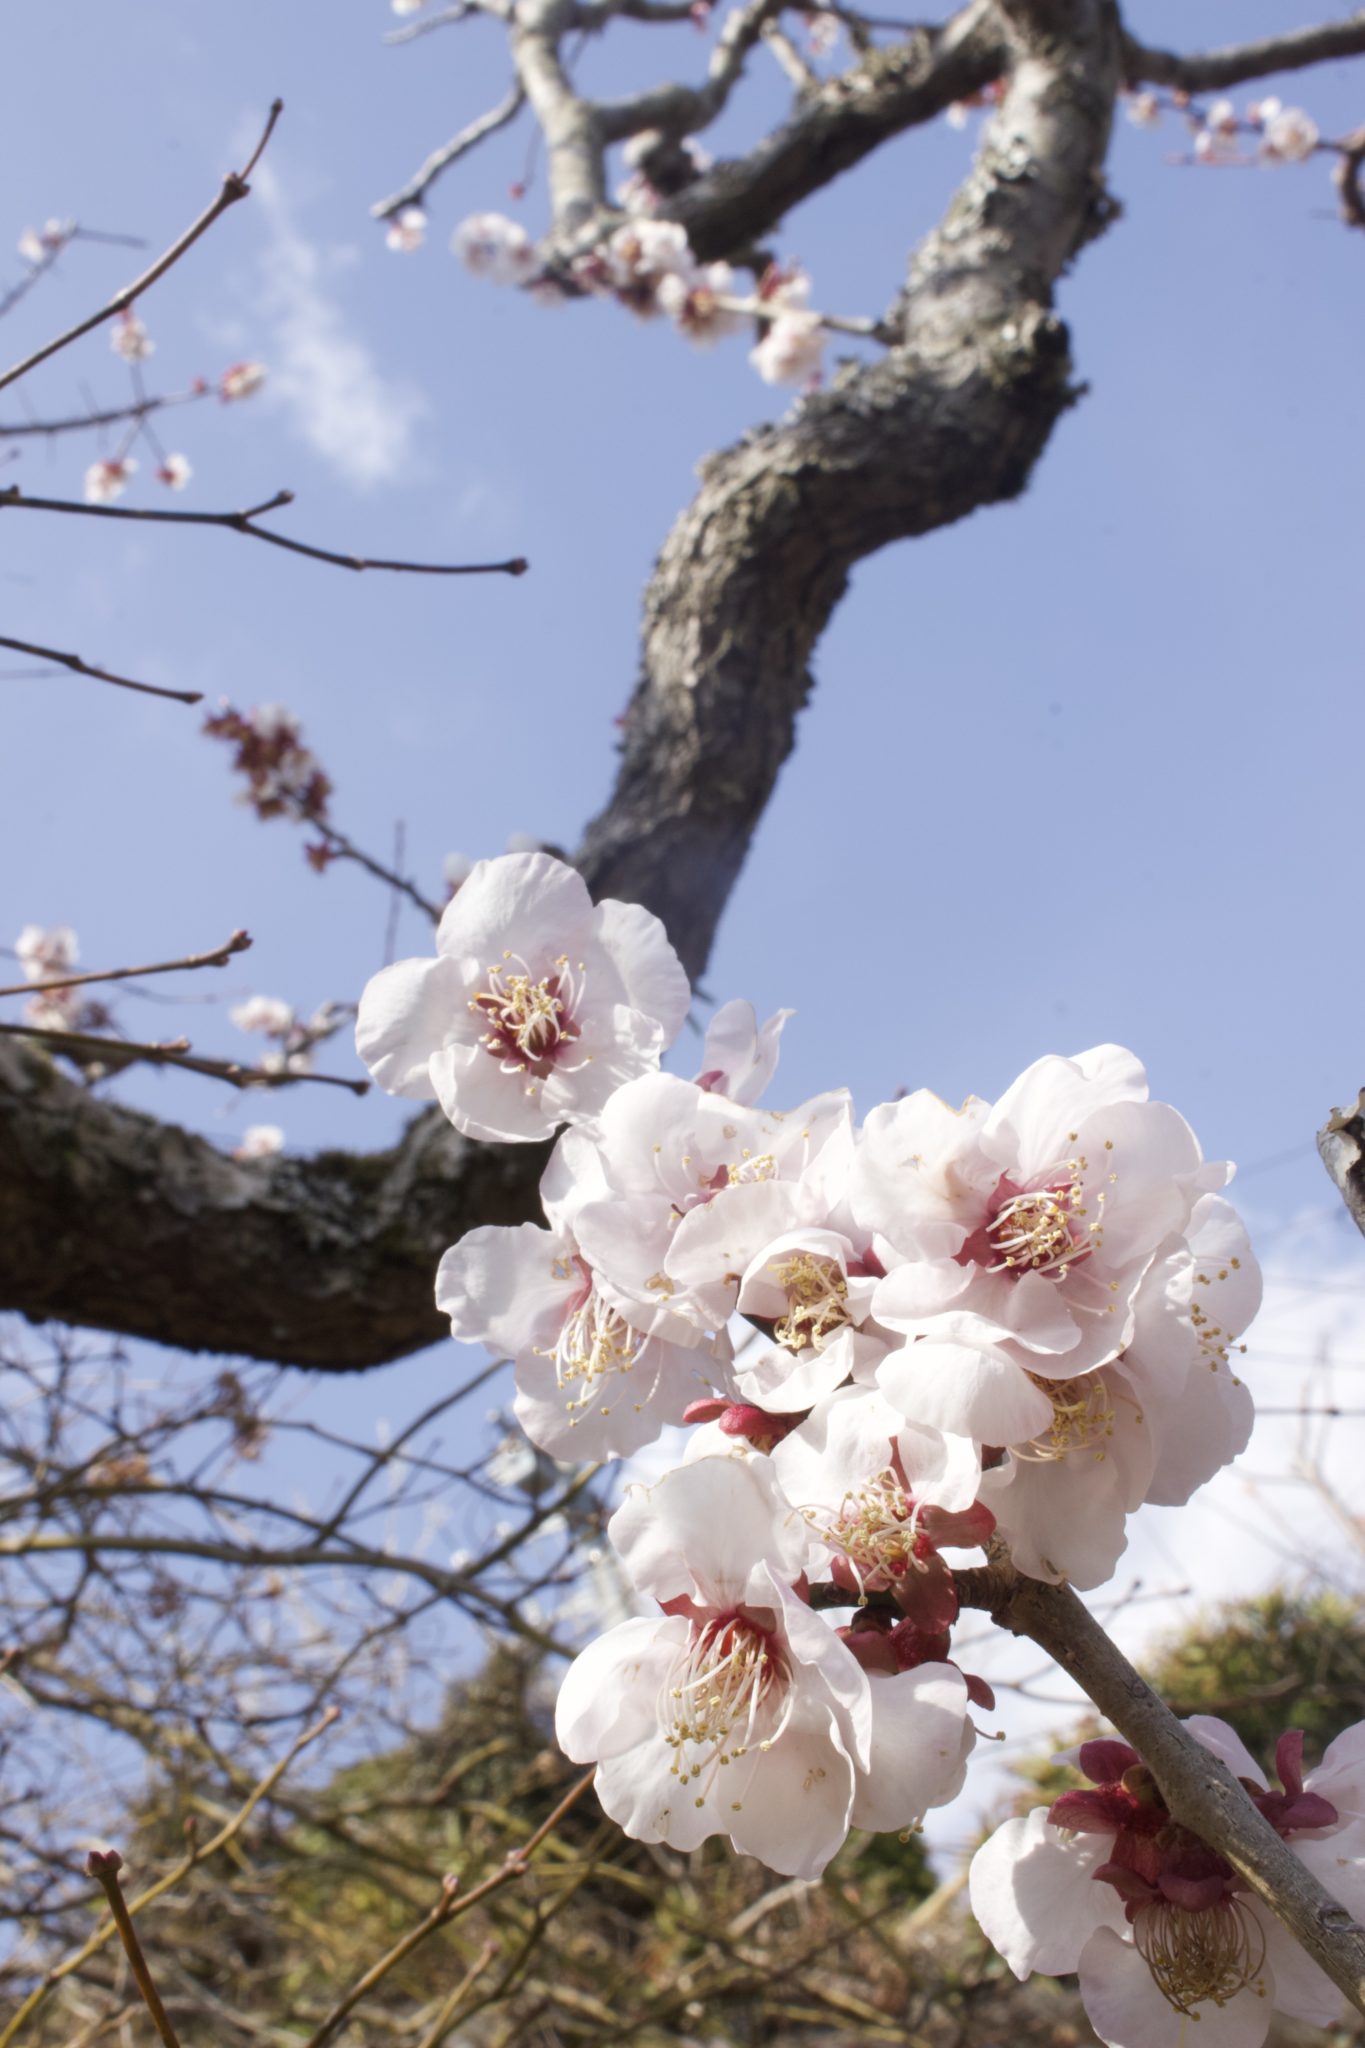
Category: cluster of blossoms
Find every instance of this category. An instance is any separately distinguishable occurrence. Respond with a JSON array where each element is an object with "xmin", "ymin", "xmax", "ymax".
[
  {"xmin": 203, "ymin": 701, "xmax": 333, "ymax": 848},
  {"xmin": 450, "ymin": 211, "xmax": 829, "ymax": 388},
  {"xmin": 972, "ymin": 1722, "xmax": 1365, "ymax": 2045},
  {"xmin": 11, "ymin": 924, "xmax": 109, "ymax": 1034},
  {"xmin": 230, "ymin": 991, "xmax": 349, "ymax": 1076},
  {"xmin": 1124, "ymin": 89, "xmax": 1321, "ymax": 165},
  {"xmin": 355, "ymin": 853, "xmax": 1269, "ymax": 1897},
  {"xmin": 79, "ymin": 334, "xmax": 265, "ymax": 504}
]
